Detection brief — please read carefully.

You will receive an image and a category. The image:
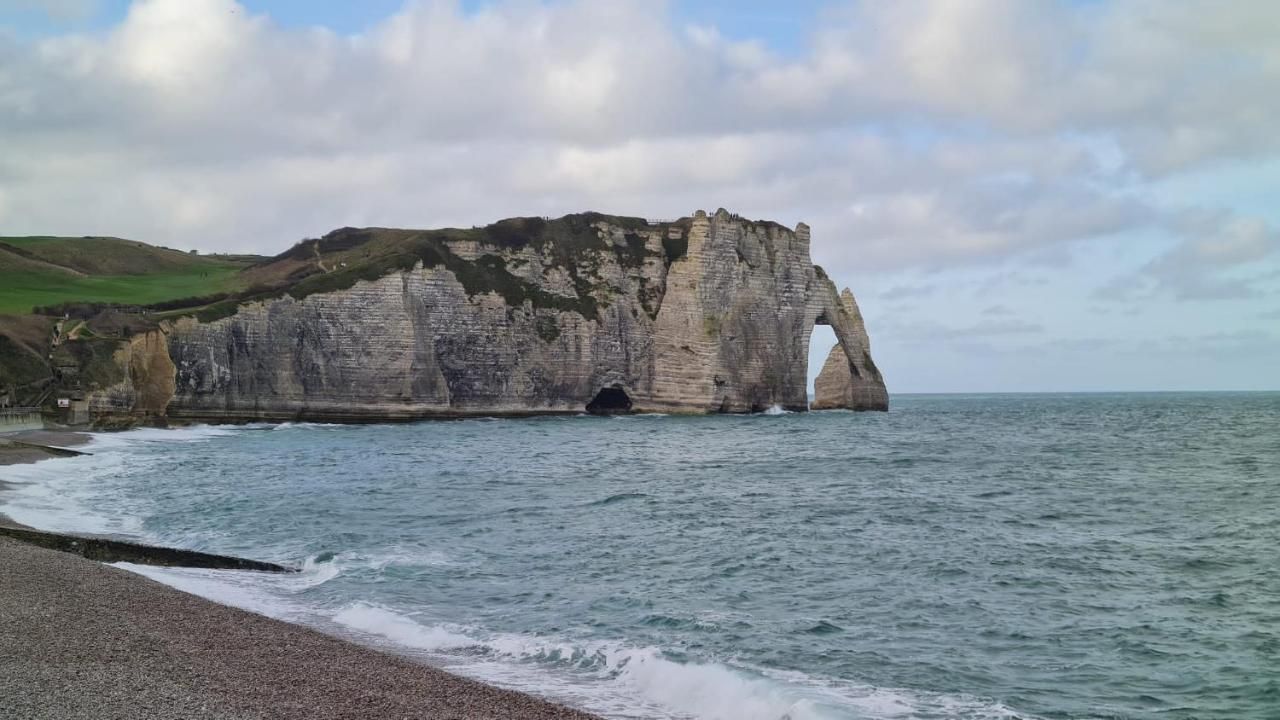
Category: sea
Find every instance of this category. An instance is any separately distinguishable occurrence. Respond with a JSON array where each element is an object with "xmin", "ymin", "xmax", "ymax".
[{"xmin": 2, "ymin": 393, "xmax": 1277, "ymax": 720}]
